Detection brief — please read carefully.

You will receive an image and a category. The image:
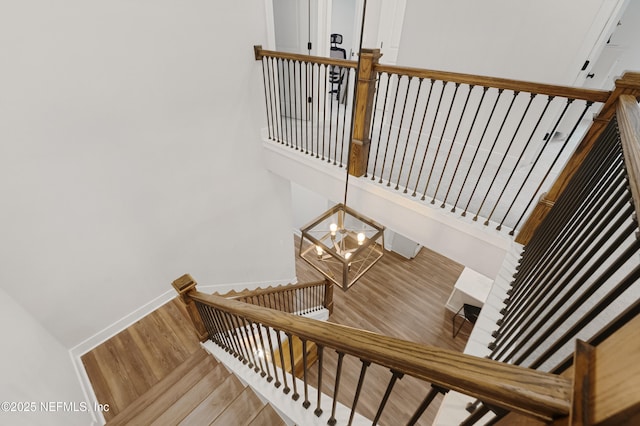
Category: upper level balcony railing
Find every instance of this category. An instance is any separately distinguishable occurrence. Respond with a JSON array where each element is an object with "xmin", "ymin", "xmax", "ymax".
[{"xmin": 253, "ymin": 46, "xmax": 639, "ymax": 242}]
